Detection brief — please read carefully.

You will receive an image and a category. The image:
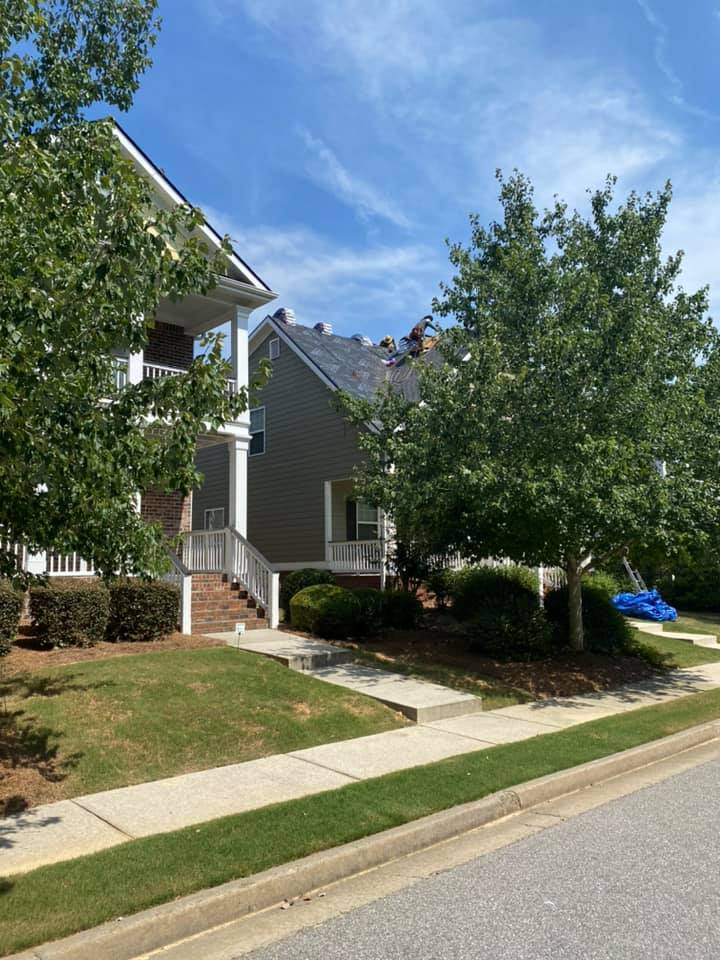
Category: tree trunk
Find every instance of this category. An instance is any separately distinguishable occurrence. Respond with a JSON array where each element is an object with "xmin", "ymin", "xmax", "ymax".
[{"xmin": 566, "ymin": 557, "xmax": 584, "ymax": 651}]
